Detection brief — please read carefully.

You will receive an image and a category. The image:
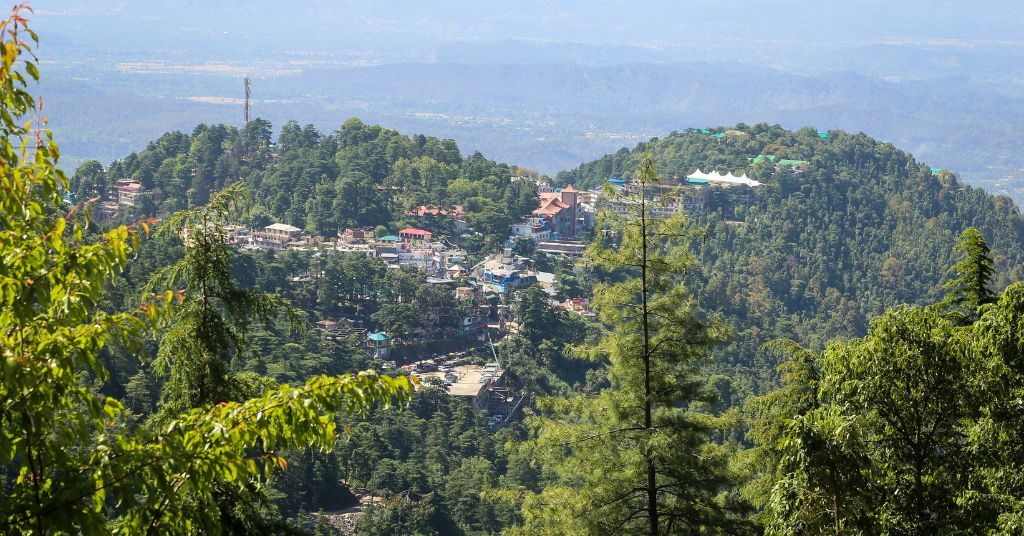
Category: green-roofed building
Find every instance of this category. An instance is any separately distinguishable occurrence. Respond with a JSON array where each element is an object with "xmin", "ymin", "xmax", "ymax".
[
  {"xmin": 931, "ymin": 167, "xmax": 944, "ymax": 175},
  {"xmin": 713, "ymin": 133, "xmax": 726, "ymax": 139},
  {"xmin": 686, "ymin": 178, "xmax": 710, "ymax": 185},
  {"xmin": 778, "ymin": 159, "xmax": 809, "ymax": 166},
  {"xmin": 379, "ymin": 235, "xmax": 399, "ymax": 242},
  {"xmin": 367, "ymin": 332, "xmax": 391, "ymax": 359},
  {"xmin": 818, "ymin": 131, "xmax": 830, "ymax": 139},
  {"xmin": 749, "ymin": 154, "xmax": 778, "ymax": 164}
]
